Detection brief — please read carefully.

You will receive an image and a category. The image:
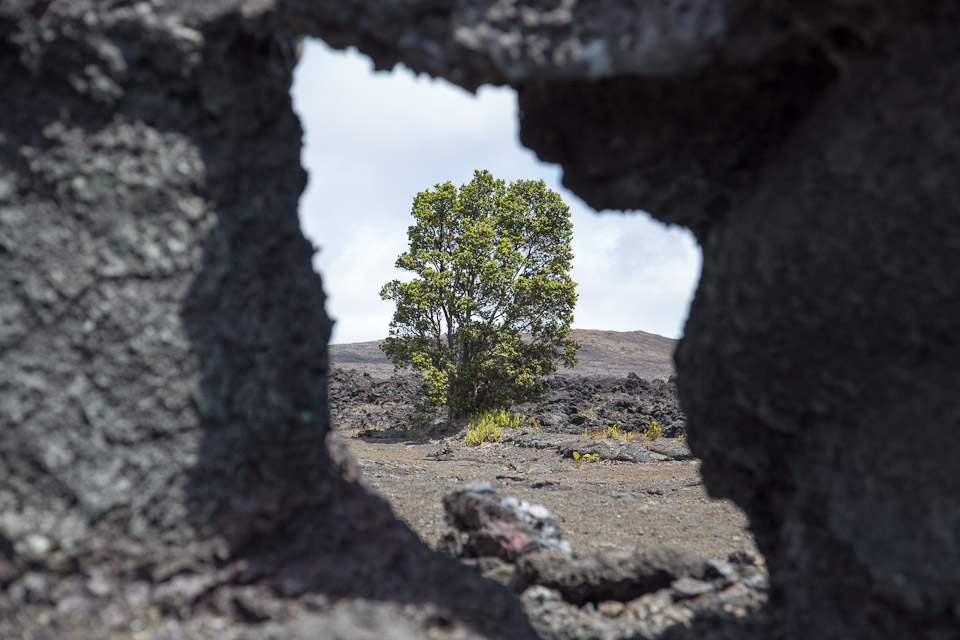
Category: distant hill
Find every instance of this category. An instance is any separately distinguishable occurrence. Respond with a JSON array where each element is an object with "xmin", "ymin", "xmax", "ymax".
[{"xmin": 328, "ymin": 329, "xmax": 677, "ymax": 380}]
